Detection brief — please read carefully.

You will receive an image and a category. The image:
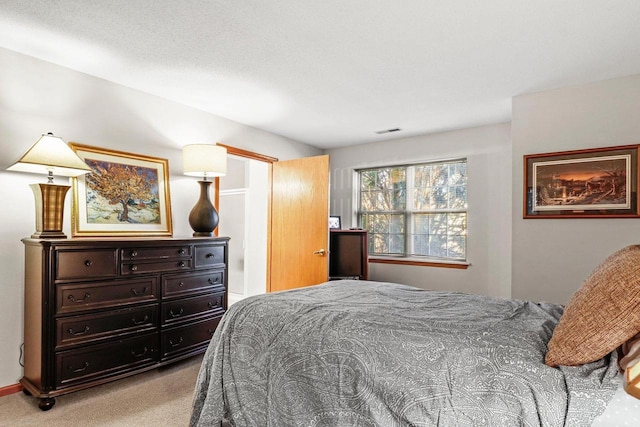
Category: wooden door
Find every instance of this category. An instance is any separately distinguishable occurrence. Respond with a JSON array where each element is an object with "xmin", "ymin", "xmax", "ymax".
[{"xmin": 269, "ymin": 155, "xmax": 329, "ymax": 292}]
